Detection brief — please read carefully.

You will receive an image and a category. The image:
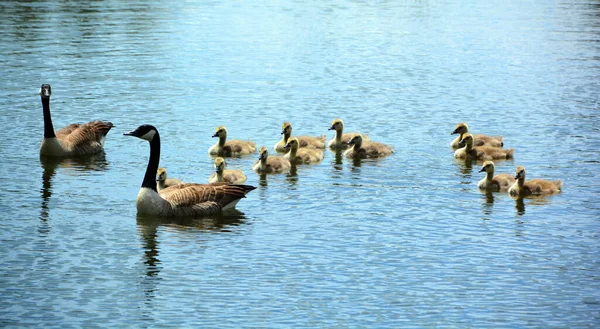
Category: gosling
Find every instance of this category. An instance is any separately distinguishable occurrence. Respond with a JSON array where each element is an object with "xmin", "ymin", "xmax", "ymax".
[
  {"xmin": 450, "ymin": 122, "xmax": 503, "ymax": 149},
  {"xmin": 208, "ymin": 157, "xmax": 247, "ymax": 184},
  {"xmin": 327, "ymin": 118, "xmax": 369, "ymax": 149},
  {"xmin": 344, "ymin": 135, "xmax": 393, "ymax": 159},
  {"xmin": 477, "ymin": 161, "xmax": 515, "ymax": 192},
  {"xmin": 508, "ymin": 166, "xmax": 562, "ymax": 197},
  {"xmin": 208, "ymin": 126, "xmax": 256, "ymax": 157},
  {"xmin": 283, "ymin": 137, "xmax": 324, "ymax": 164},
  {"xmin": 454, "ymin": 133, "xmax": 514, "ymax": 160},
  {"xmin": 253, "ymin": 147, "xmax": 292, "ymax": 174},
  {"xmin": 274, "ymin": 121, "xmax": 326, "ymax": 152}
]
